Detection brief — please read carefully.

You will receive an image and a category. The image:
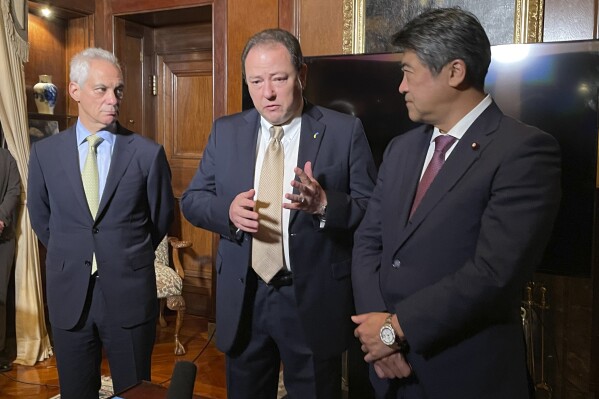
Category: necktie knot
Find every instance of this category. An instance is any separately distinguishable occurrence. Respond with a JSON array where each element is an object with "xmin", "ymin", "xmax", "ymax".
[
  {"xmin": 433, "ymin": 134, "xmax": 456, "ymax": 157},
  {"xmin": 87, "ymin": 134, "xmax": 104, "ymax": 152},
  {"xmin": 270, "ymin": 125, "xmax": 284, "ymax": 142}
]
